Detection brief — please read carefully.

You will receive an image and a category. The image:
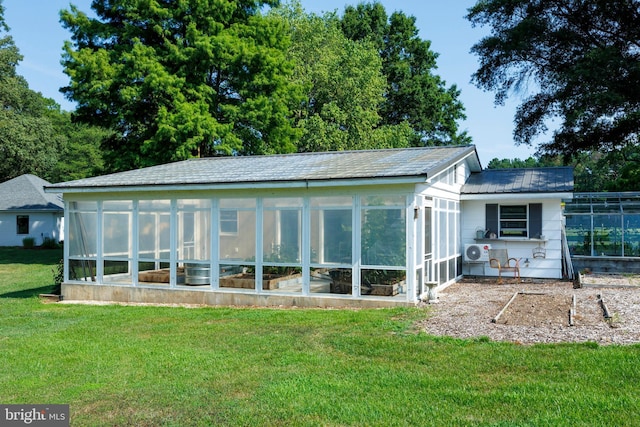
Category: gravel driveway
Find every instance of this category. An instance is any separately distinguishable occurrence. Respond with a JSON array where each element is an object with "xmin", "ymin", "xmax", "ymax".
[{"xmin": 419, "ymin": 278, "xmax": 640, "ymax": 345}]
